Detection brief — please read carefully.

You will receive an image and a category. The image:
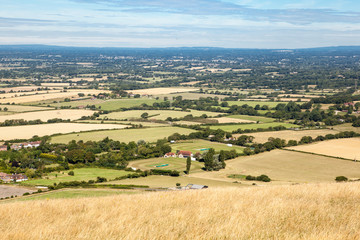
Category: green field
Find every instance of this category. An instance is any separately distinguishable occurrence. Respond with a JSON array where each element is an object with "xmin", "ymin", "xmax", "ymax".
[
  {"xmin": 100, "ymin": 175, "xmax": 241, "ymax": 188},
  {"xmin": 102, "ymin": 109, "xmax": 221, "ymax": 121},
  {"xmin": 209, "ymin": 122, "xmax": 299, "ymax": 132},
  {"xmin": 171, "ymin": 139, "xmax": 244, "ymax": 153},
  {"xmin": 228, "ymin": 115, "xmax": 275, "ymax": 123},
  {"xmin": 24, "ymin": 168, "xmax": 129, "ymax": 186},
  {"xmin": 50, "ymin": 98, "xmax": 104, "ymax": 108},
  {"xmin": 96, "ymin": 98, "xmax": 161, "ymax": 110},
  {"xmin": 51, "ymin": 127, "xmax": 196, "ymax": 144},
  {"xmin": 227, "ymin": 101, "xmax": 288, "ymax": 108},
  {"xmin": 129, "ymin": 157, "xmax": 204, "ymax": 173},
  {"xmin": 76, "ymin": 120, "xmax": 169, "ymax": 127},
  {"xmin": 17, "ymin": 189, "xmax": 136, "ymax": 201}
]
